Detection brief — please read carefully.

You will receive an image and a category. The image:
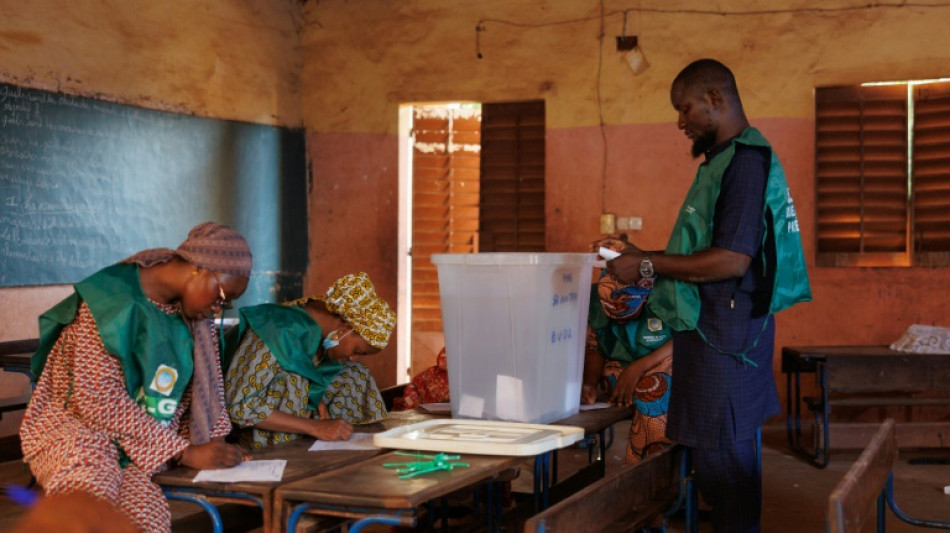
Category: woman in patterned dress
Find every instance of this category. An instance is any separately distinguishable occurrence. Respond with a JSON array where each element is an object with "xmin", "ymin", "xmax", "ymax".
[
  {"xmin": 223, "ymin": 272, "xmax": 396, "ymax": 450},
  {"xmin": 582, "ymin": 267, "xmax": 674, "ymax": 465},
  {"xmin": 19, "ymin": 222, "xmax": 254, "ymax": 533}
]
